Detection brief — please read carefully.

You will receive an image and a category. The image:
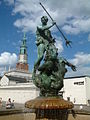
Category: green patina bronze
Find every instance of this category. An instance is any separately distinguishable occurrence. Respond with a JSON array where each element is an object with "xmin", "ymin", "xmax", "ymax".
[
  {"xmin": 20, "ymin": 33, "xmax": 27, "ymax": 55},
  {"xmin": 33, "ymin": 16, "xmax": 76, "ymax": 97}
]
